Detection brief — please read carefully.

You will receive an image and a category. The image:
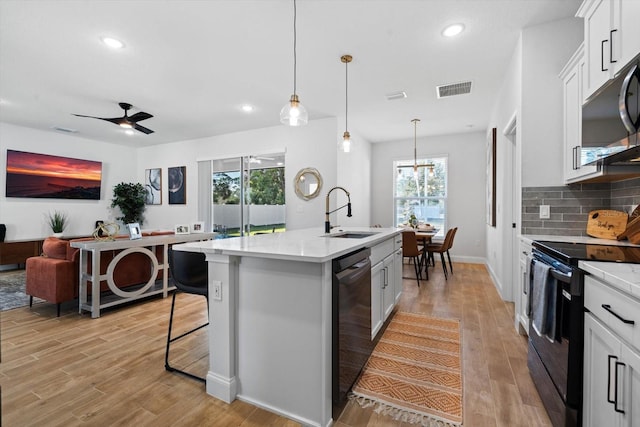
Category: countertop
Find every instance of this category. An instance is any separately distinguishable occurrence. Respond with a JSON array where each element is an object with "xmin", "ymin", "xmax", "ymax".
[
  {"xmin": 579, "ymin": 260, "xmax": 640, "ymax": 299},
  {"xmin": 172, "ymin": 227, "xmax": 401, "ymax": 263}
]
